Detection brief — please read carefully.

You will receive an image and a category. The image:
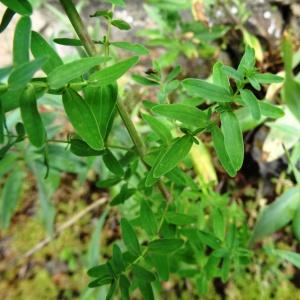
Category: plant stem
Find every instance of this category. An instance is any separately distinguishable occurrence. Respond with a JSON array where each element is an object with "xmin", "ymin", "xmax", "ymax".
[{"xmin": 58, "ymin": 0, "xmax": 146, "ymax": 159}]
